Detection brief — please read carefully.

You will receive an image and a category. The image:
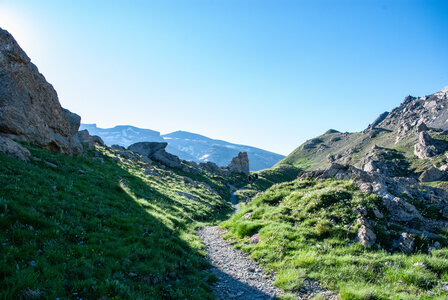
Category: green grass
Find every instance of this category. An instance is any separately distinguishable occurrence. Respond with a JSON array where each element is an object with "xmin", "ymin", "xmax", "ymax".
[
  {"xmin": 235, "ymin": 165, "xmax": 300, "ymax": 203},
  {"xmin": 222, "ymin": 178, "xmax": 448, "ymax": 299},
  {"xmin": 0, "ymin": 145, "xmax": 235, "ymax": 299}
]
